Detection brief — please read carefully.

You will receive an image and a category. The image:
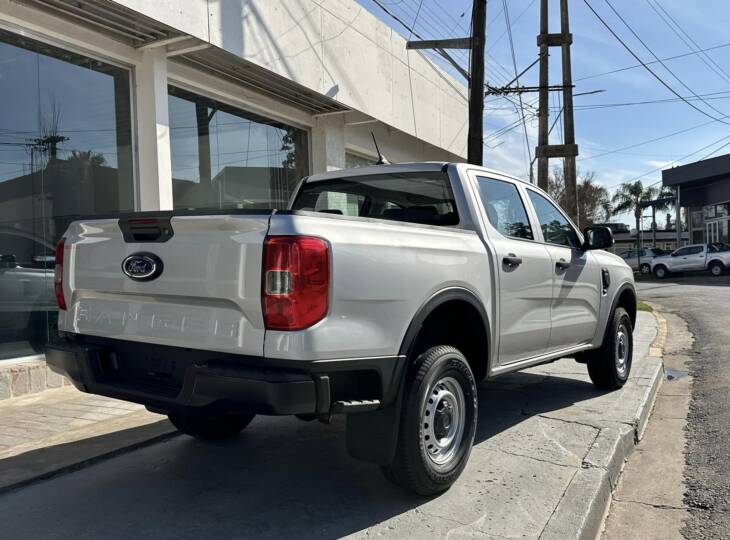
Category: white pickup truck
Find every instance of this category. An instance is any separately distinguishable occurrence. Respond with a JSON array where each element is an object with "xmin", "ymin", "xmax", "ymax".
[
  {"xmin": 47, "ymin": 163, "xmax": 636, "ymax": 495},
  {"xmin": 651, "ymin": 243, "xmax": 730, "ymax": 278}
]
